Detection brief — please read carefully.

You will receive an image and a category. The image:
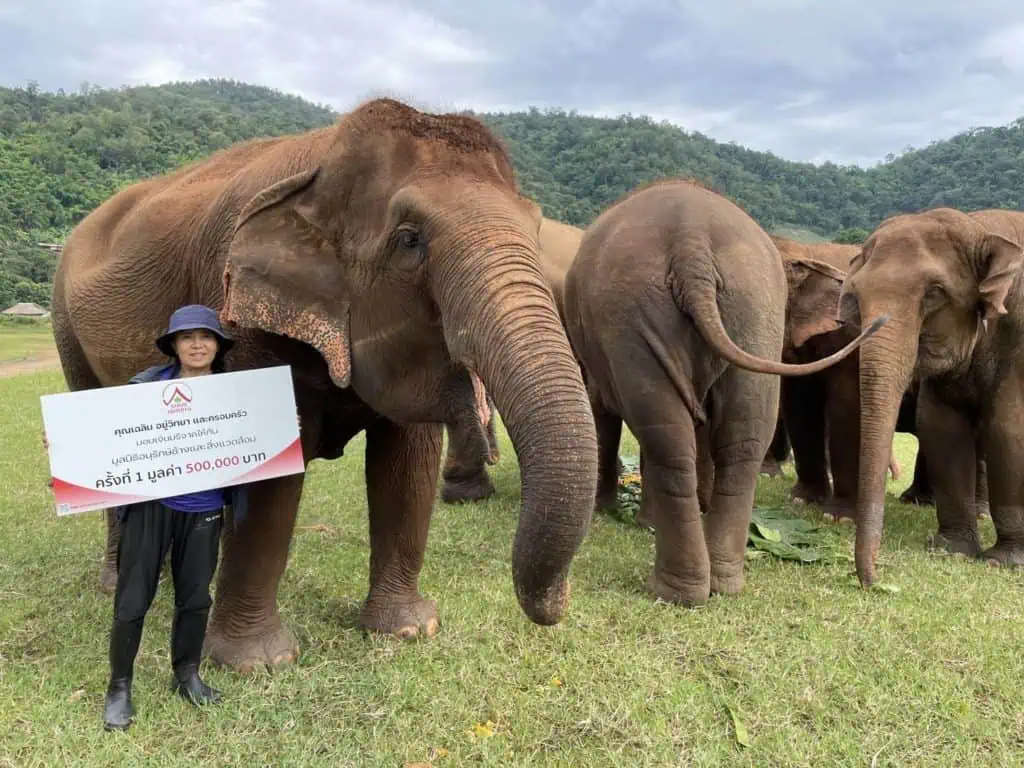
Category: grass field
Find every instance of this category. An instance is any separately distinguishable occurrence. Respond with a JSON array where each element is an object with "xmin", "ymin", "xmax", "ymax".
[
  {"xmin": 0, "ymin": 324, "xmax": 55, "ymax": 365},
  {"xmin": 2, "ymin": 369, "xmax": 1023, "ymax": 767}
]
